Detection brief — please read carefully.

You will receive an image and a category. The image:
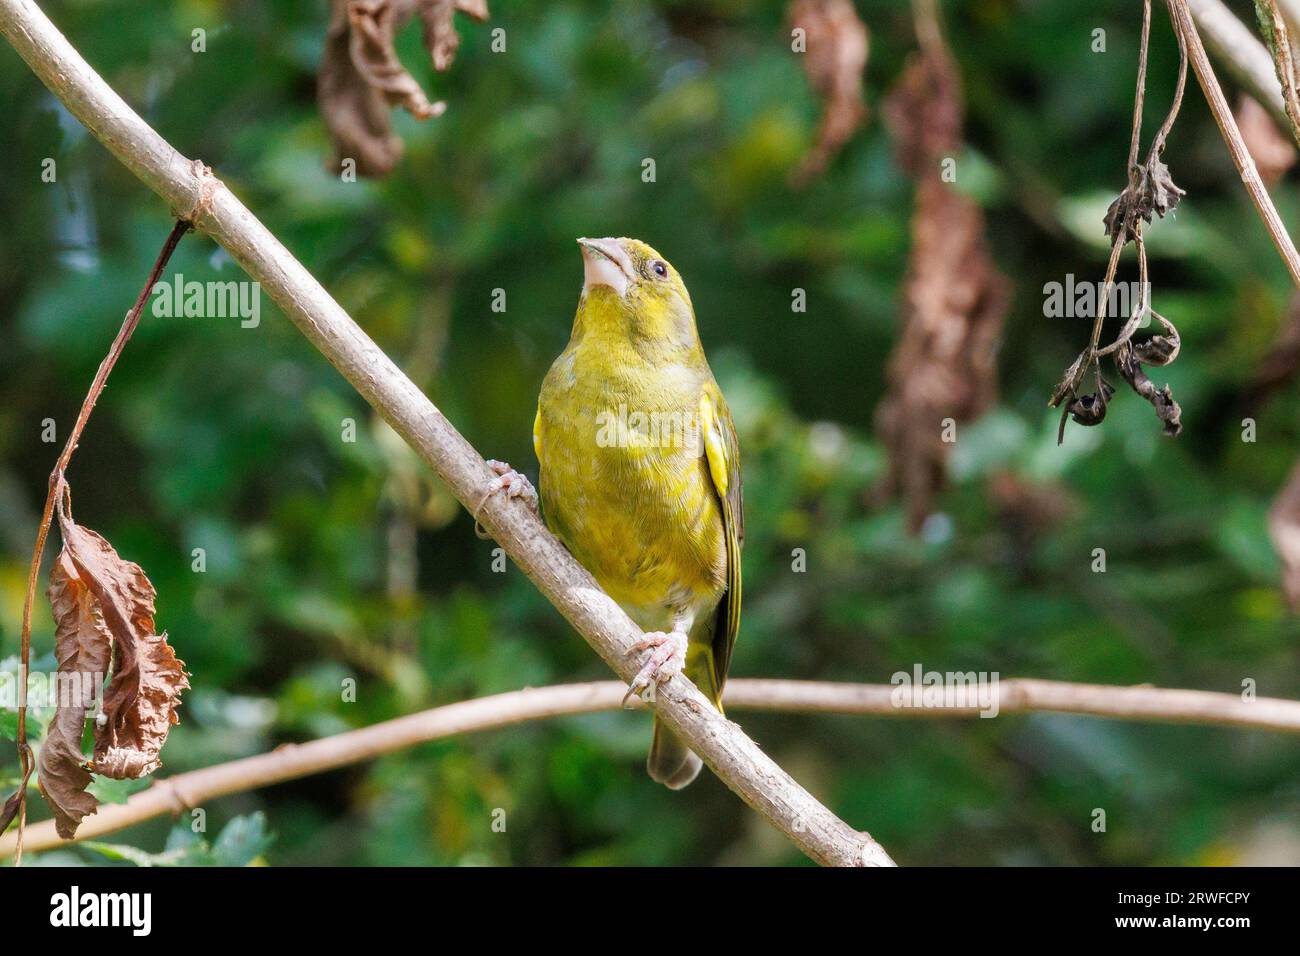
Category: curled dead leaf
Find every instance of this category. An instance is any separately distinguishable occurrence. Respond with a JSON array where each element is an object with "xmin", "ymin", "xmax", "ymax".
[
  {"xmin": 1103, "ymin": 157, "xmax": 1185, "ymax": 244},
  {"xmin": 37, "ymin": 507, "xmax": 188, "ymax": 839},
  {"xmin": 39, "ymin": 550, "xmax": 114, "ymax": 839},
  {"xmin": 882, "ymin": 46, "xmax": 960, "ymax": 177},
  {"xmin": 0, "ymin": 788, "xmax": 21, "ymax": 836},
  {"xmin": 874, "ymin": 48, "xmax": 1010, "ymax": 533},
  {"xmin": 788, "ymin": 0, "xmax": 869, "ymax": 186},
  {"xmin": 1115, "ymin": 342, "xmax": 1182, "ymax": 437},
  {"xmin": 319, "ymin": 0, "xmax": 490, "ymax": 178},
  {"xmin": 1066, "ymin": 380, "xmax": 1115, "ymax": 428}
]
